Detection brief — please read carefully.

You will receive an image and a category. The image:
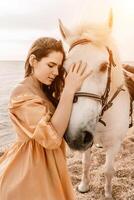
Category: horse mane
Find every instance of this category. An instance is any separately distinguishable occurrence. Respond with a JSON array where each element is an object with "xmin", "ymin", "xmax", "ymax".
[{"xmin": 67, "ymin": 23, "xmax": 125, "ymax": 91}]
